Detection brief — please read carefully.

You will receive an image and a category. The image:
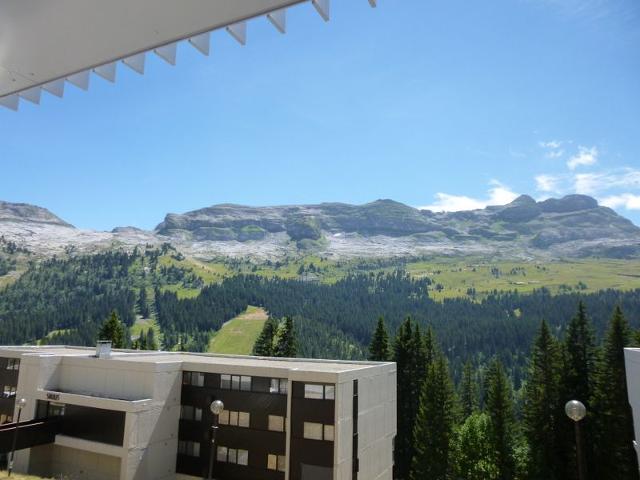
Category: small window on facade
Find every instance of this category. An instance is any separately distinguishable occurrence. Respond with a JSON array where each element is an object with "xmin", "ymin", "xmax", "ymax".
[
  {"xmin": 240, "ymin": 376, "xmax": 251, "ymax": 391},
  {"xmin": 303, "ymin": 422, "xmax": 324, "ymax": 440},
  {"xmin": 304, "ymin": 384, "xmax": 324, "ymax": 400},
  {"xmin": 182, "ymin": 372, "xmax": 204, "ymax": 387},
  {"xmin": 180, "ymin": 405, "xmax": 203, "ymax": 421},
  {"xmin": 219, "ymin": 410, "xmax": 230, "ymax": 425},
  {"xmin": 217, "ymin": 446, "xmax": 228, "ymax": 462},
  {"xmin": 237, "ymin": 449, "xmax": 249, "ymax": 466},
  {"xmin": 270, "ymin": 378, "xmax": 288, "ymax": 394},
  {"xmin": 178, "ymin": 440, "xmax": 200, "ymax": 457},
  {"xmin": 6, "ymin": 359, "xmax": 19, "ymax": 370},
  {"xmin": 6, "ymin": 416, "xmax": 12, "ymax": 423},
  {"xmin": 228, "ymin": 448, "xmax": 237, "ymax": 464},
  {"xmin": 325, "ymin": 385, "xmax": 335, "ymax": 400},
  {"xmin": 268, "ymin": 454, "xmax": 286, "ymax": 472},
  {"xmin": 324, "ymin": 425, "xmax": 335, "ymax": 441},
  {"xmin": 238, "ymin": 412, "xmax": 250, "ymax": 428},
  {"xmin": 268, "ymin": 415, "xmax": 285, "ymax": 432},
  {"xmin": 229, "ymin": 411, "xmax": 238, "ymax": 426},
  {"xmin": 220, "ymin": 374, "xmax": 231, "ymax": 389},
  {"xmin": 0, "ymin": 414, "xmax": 6, "ymax": 424},
  {"xmin": 231, "ymin": 375, "xmax": 240, "ymax": 390},
  {"xmin": 277, "ymin": 455, "xmax": 286, "ymax": 472},
  {"xmin": 304, "ymin": 383, "xmax": 335, "ymax": 400}
]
